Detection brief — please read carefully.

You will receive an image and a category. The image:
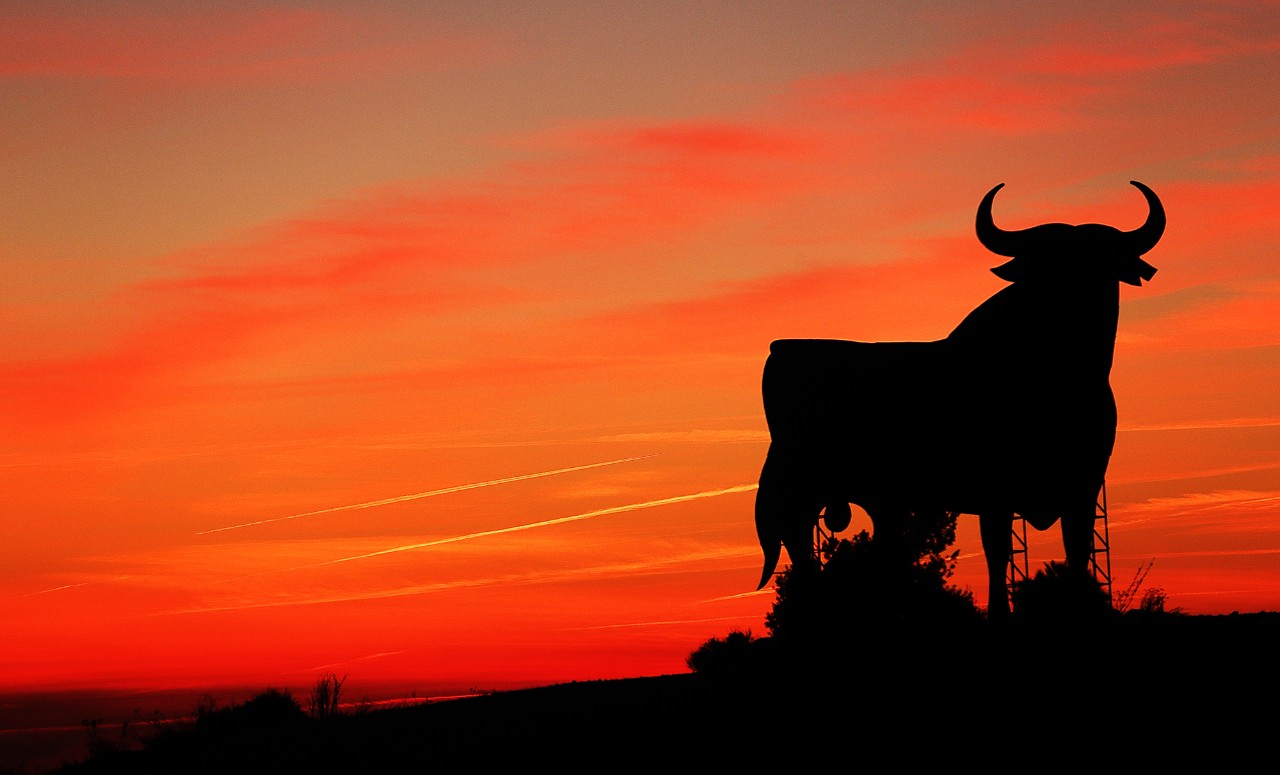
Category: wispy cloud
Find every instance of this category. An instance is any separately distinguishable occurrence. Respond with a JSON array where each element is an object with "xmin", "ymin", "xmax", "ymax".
[
  {"xmin": 1113, "ymin": 461, "xmax": 1280, "ymax": 486},
  {"xmin": 1137, "ymin": 548, "xmax": 1280, "ymax": 560},
  {"xmin": 1124, "ymin": 490, "xmax": 1280, "ymax": 514},
  {"xmin": 1110, "ymin": 490, "xmax": 1280, "ymax": 536}
]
